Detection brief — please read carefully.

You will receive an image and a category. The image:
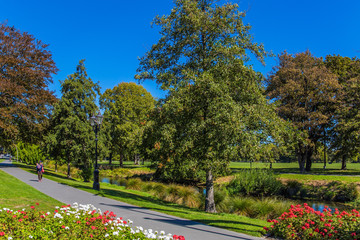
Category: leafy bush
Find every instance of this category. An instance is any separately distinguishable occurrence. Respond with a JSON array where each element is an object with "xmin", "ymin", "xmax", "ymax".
[
  {"xmin": 284, "ymin": 180, "xmax": 307, "ymax": 198},
  {"xmin": 318, "ymin": 181, "xmax": 358, "ymax": 202},
  {"xmin": 265, "ymin": 203, "xmax": 360, "ymax": 239},
  {"xmin": 227, "ymin": 169, "xmax": 283, "ymax": 197}
]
